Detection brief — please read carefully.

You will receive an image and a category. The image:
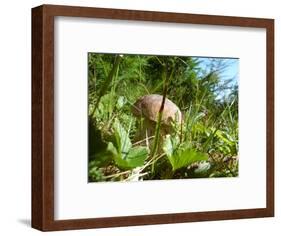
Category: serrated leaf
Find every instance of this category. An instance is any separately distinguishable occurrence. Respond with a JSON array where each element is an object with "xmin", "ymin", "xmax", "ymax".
[
  {"xmin": 110, "ymin": 120, "xmax": 148, "ymax": 170},
  {"xmin": 125, "ymin": 146, "xmax": 148, "ymax": 166},
  {"xmin": 163, "ymin": 135, "xmax": 208, "ymax": 171},
  {"xmin": 113, "ymin": 119, "xmax": 132, "ymax": 154},
  {"xmin": 168, "ymin": 148, "xmax": 208, "ymax": 171},
  {"xmin": 111, "ymin": 144, "xmax": 148, "ymax": 170}
]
